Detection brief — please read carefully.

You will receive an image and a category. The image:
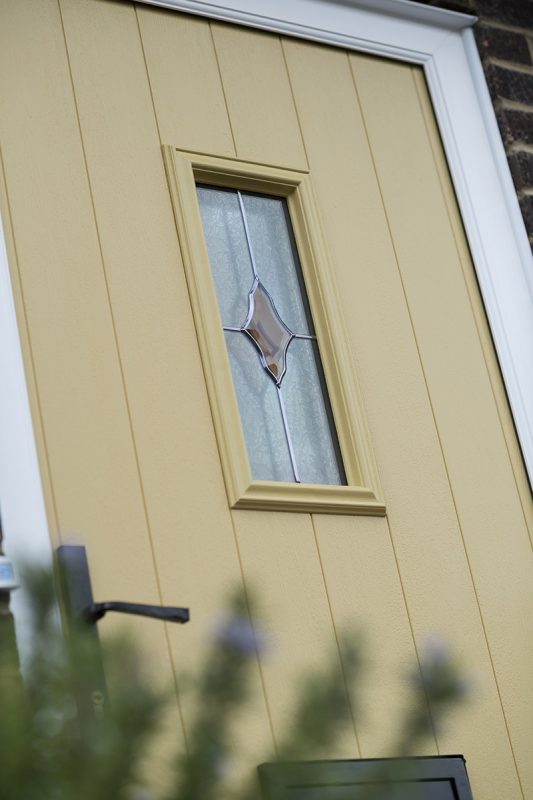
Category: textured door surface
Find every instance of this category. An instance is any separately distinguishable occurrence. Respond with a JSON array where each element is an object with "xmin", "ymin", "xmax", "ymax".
[{"xmin": 1, "ymin": 2, "xmax": 533, "ymax": 798}]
